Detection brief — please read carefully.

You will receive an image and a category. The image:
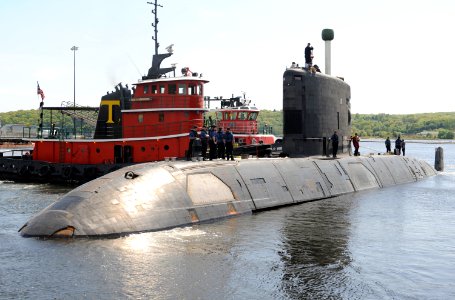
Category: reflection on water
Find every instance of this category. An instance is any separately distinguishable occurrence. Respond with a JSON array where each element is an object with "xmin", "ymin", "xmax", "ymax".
[
  {"xmin": 1, "ymin": 142, "xmax": 455, "ymax": 299},
  {"xmin": 279, "ymin": 197, "xmax": 354, "ymax": 299}
]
